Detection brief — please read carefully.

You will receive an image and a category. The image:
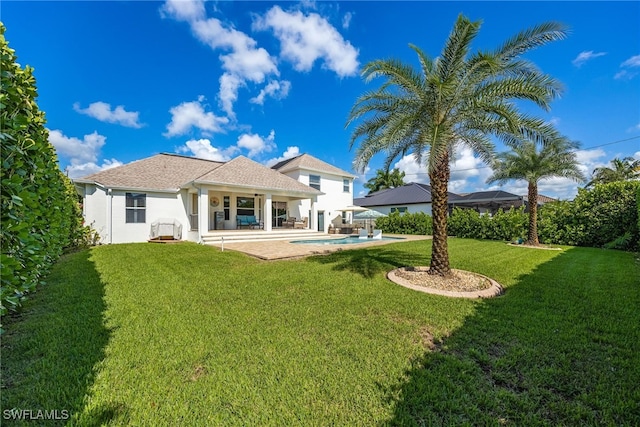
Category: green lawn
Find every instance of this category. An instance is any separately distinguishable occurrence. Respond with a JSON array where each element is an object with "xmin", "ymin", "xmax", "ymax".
[{"xmin": 2, "ymin": 239, "xmax": 639, "ymax": 425}]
